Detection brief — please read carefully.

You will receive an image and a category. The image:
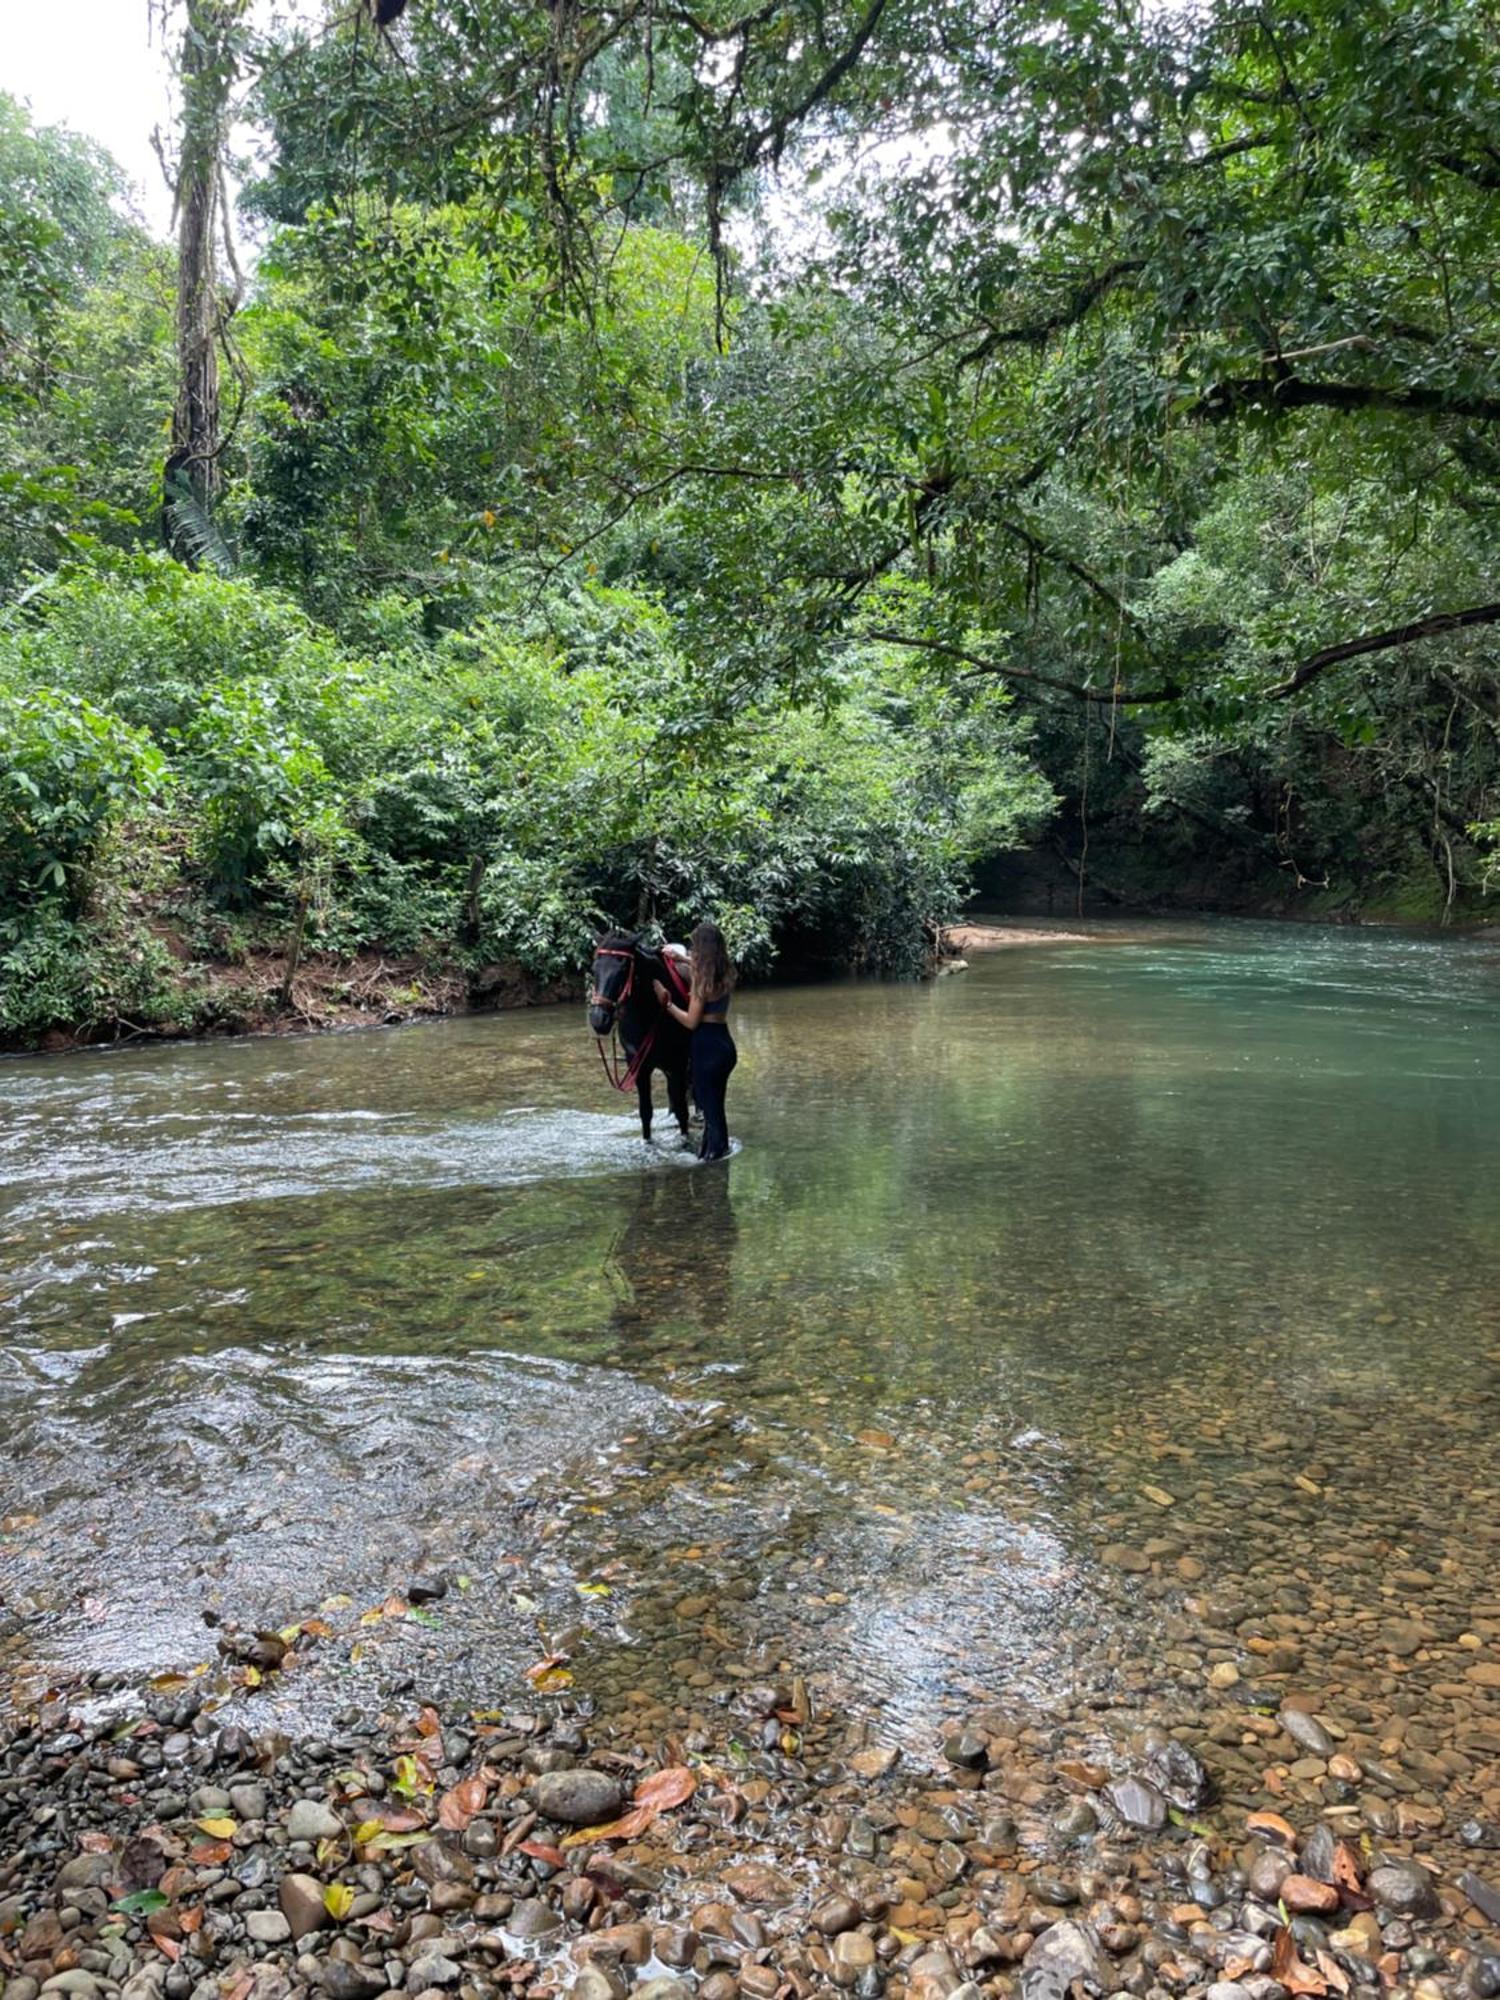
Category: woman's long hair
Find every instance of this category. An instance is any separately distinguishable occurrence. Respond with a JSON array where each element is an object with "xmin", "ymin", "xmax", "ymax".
[{"xmin": 689, "ymin": 920, "xmax": 732, "ymax": 1000}]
